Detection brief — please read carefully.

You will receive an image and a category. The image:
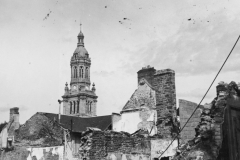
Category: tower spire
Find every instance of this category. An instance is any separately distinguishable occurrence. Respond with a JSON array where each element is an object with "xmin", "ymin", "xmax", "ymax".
[{"xmin": 77, "ymin": 23, "xmax": 84, "ymax": 47}]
